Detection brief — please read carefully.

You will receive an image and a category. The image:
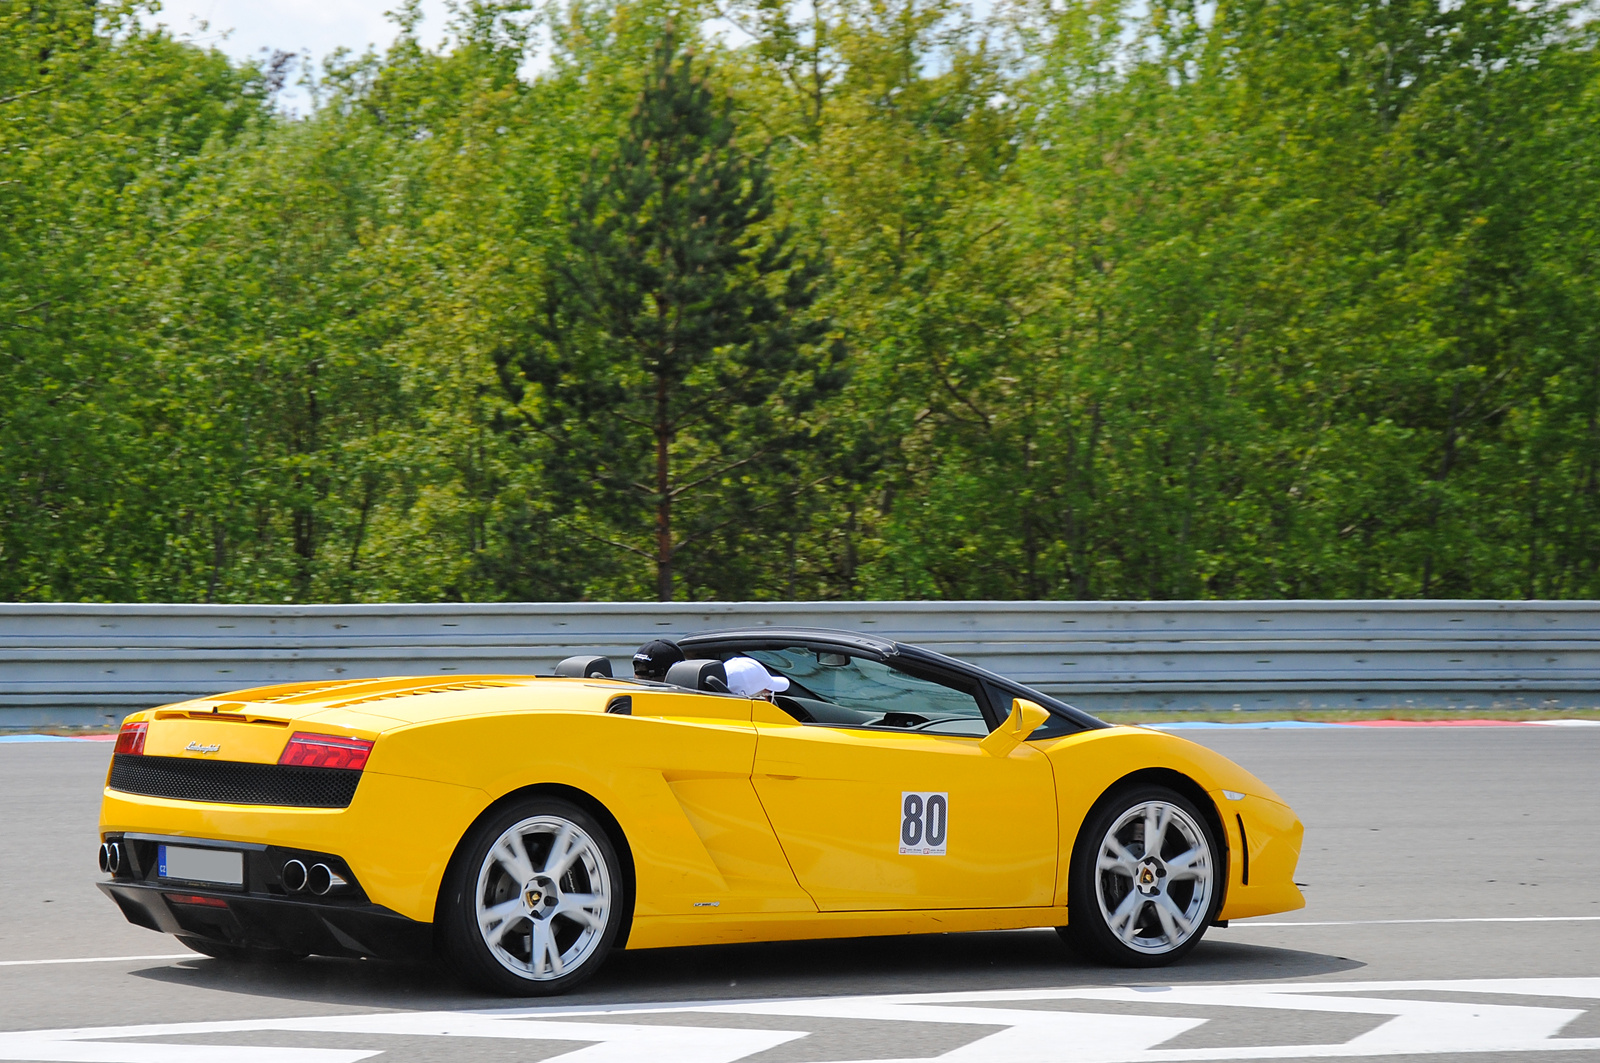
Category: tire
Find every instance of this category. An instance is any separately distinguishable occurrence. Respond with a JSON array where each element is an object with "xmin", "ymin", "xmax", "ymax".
[
  {"xmin": 1060, "ymin": 784, "xmax": 1221, "ymax": 967},
  {"xmin": 438, "ymin": 797, "xmax": 626, "ymax": 996},
  {"xmin": 177, "ymin": 936, "xmax": 303, "ymax": 963}
]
